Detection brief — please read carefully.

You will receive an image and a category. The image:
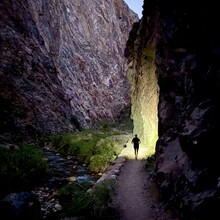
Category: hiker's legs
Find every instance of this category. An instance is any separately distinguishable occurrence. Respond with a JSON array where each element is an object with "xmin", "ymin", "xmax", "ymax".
[
  {"xmin": 134, "ymin": 147, "xmax": 138, "ymax": 159},
  {"xmin": 136, "ymin": 147, "xmax": 139, "ymax": 159}
]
